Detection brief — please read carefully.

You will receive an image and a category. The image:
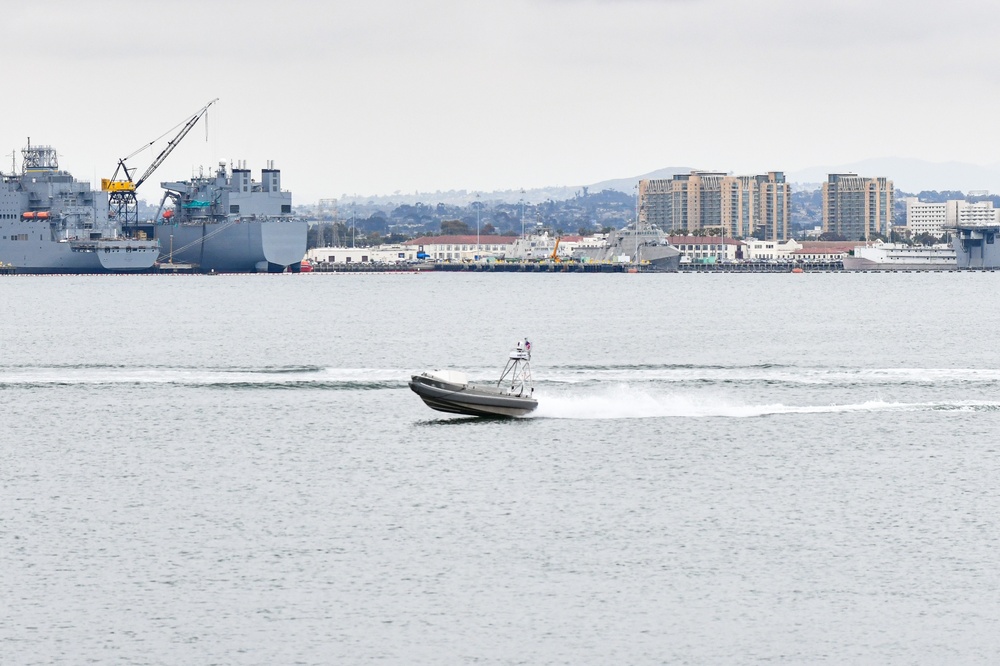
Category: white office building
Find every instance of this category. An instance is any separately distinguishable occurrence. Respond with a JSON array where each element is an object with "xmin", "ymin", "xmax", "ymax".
[
  {"xmin": 904, "ymin": 198, "xmax": 949, "ymax": 237},
  {"xmin": 957, "ymin": 201, "xmax": 998, "ymax": 225},
  {"xmin": 905, "ymin": 198, "xmax": 998, "ymax": 237}
]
